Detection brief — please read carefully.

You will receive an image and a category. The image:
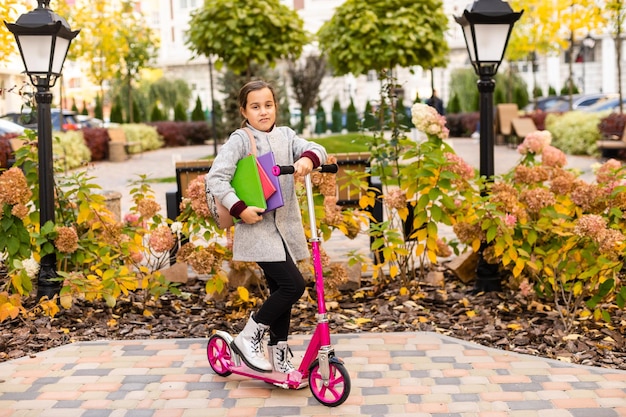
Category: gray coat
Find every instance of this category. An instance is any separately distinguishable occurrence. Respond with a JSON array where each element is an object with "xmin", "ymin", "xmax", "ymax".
[{"xmin": 205, "ymin": 125, "xmax": 327, "ymax": 262}]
